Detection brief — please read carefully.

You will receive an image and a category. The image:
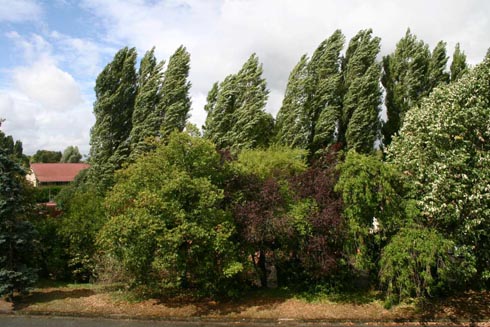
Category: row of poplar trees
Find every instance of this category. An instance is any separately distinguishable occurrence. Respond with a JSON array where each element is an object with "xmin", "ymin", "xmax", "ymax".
[
  {"xmin": 205, "ymin": 28, "xmax": 468, "ymax": 156},
  {"xmin": 88, "ymin": 46, "xmax": 191, "ymax": 192},
  {"xmin": 90, "ymin": 28, "xmax": 469, "ymax": 193}
]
